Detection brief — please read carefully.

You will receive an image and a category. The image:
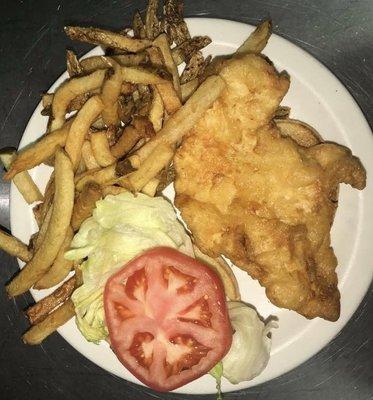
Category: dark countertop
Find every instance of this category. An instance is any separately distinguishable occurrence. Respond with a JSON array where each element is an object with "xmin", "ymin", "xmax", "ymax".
[{"xmin": 0, "ymin": 1, "xmax": 372, "ymax": 399}]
